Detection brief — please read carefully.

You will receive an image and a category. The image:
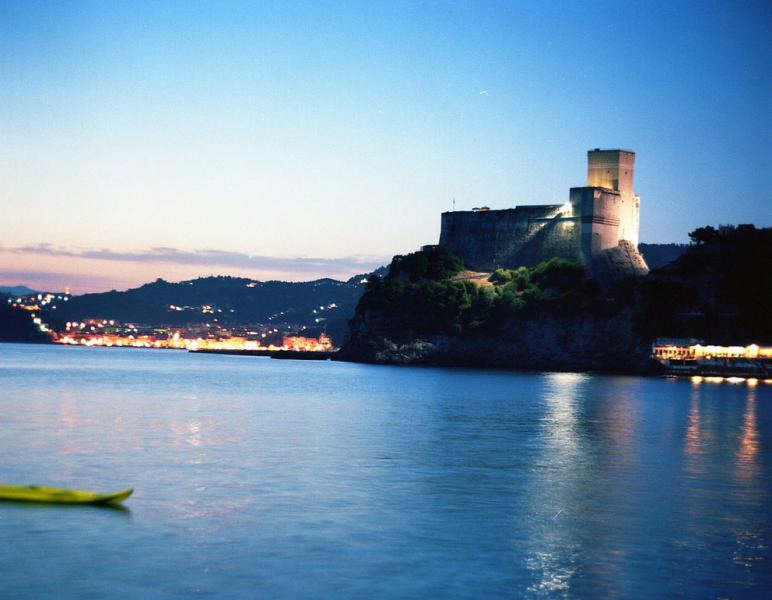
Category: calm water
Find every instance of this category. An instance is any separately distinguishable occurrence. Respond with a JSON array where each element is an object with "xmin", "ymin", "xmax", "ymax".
[{"xmin": 0, "ymin": 343, "xmax": 770, "ymax": 598}]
